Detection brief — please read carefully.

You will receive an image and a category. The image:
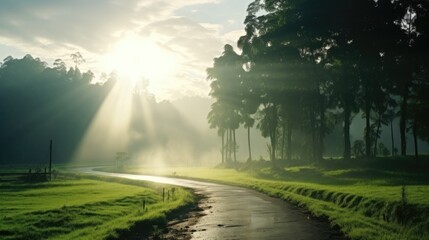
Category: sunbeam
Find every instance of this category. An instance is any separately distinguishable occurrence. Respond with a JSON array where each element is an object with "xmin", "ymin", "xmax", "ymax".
[{"xmin": 72, "ymin": 82, "xmax": 135, "ymax": 163}]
